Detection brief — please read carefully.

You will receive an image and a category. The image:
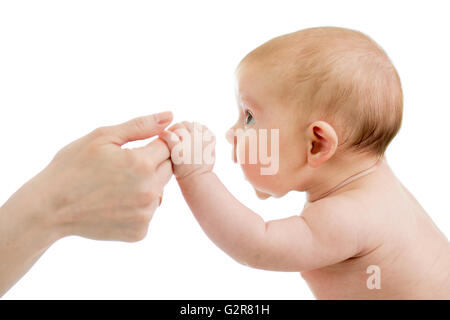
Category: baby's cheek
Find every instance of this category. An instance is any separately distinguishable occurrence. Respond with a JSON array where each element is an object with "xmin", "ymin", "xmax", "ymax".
[
  {"xmin": 235, "ymin": 132, "xmax": 275, "ymax": 188},
  {"xmin": 240, "ymin": 162, "xmax": 283, "ymax": 196},
  {"xmin": 235, "ymin": 131, "xmax": 263, "ymax": 165},
  {"xmin": 240, "ymin": 162, "xmax": 264, "ymax": 186}
]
